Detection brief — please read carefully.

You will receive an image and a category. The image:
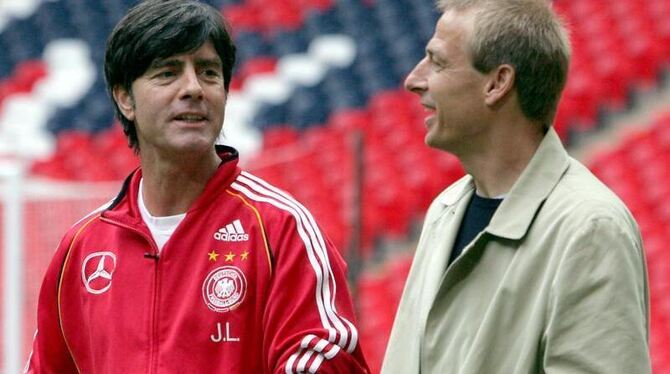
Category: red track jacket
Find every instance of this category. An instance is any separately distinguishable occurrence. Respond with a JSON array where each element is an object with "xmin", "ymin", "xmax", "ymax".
[{"xmin": 27, "ymin": 147, "xmax": 369, "ymax": 374}]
